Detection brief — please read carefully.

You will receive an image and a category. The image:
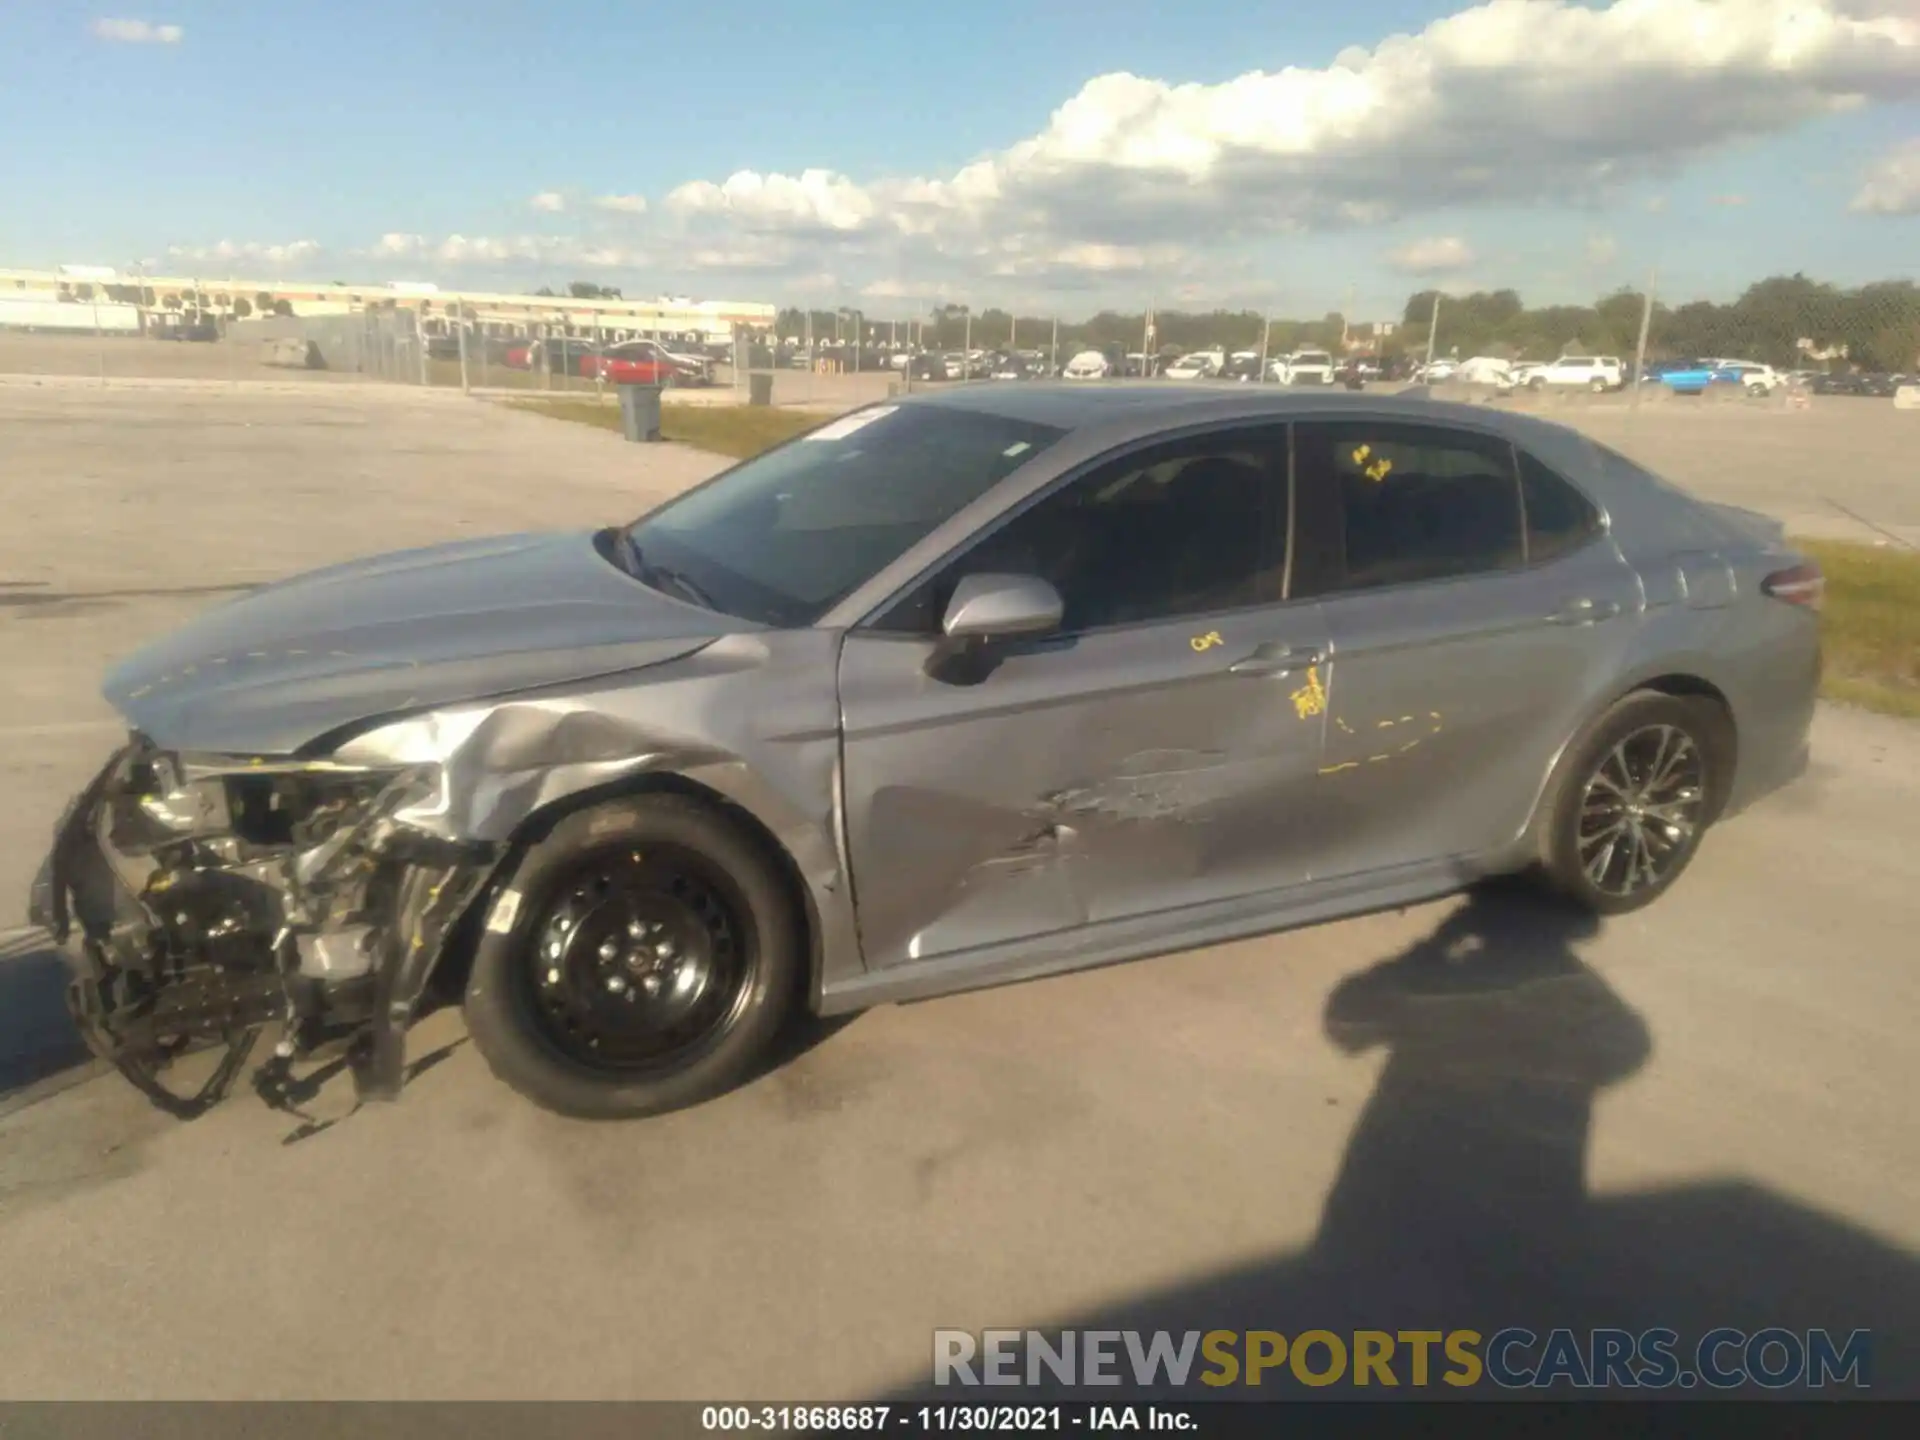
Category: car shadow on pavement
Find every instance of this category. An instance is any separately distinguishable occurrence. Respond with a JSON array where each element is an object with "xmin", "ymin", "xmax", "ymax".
[
  {"xmin": 0, "ymin": 931, "xmax": 92, "ymax": 1102},
  {"xmin": 883, "ymin": 878, "xmax": 1920, "ymax": 1400}
]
